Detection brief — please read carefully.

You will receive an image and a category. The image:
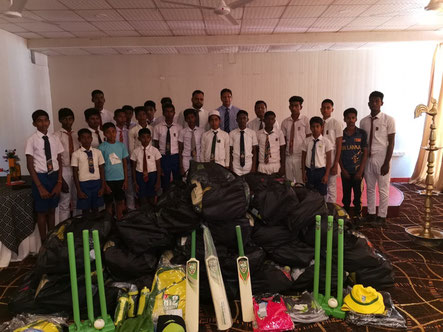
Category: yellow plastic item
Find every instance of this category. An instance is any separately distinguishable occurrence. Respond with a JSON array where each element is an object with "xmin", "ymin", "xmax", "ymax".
[{"xmin": 14, "ymin": 320, "xmax": 62, "ymax": 332}]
